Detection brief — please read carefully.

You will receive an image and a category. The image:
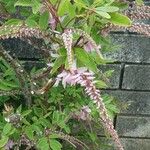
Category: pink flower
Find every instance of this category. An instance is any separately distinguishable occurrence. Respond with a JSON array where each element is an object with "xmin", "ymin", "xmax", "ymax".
[
  {"xmin": 62, "ymin": 29, "xmax": 73, "ymax": 68},
  {"xmin": 49, "ymin": 17, "xmax": 57, "ymax": 30},
  {"xmin": 84, "ymin": 42, "xmax": 95, "ymax": 52},
  {"xmin": 73, "ymin": 106, "xmax": 91, "ymax": 121},
  {"xmin": 5, "ymin": 140, "xmax": 14, "ymax": 150}
]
